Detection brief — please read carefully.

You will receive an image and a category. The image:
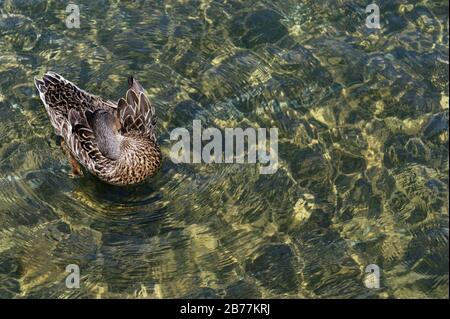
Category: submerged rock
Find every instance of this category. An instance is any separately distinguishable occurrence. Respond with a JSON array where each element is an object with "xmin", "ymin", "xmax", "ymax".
[
  {"xmin": 422, "ymin": 111, "xmax": 449, "ymax": 139},
  {"xmin": 0, "ymin": 14, "xmax": 39, "ymax": 51},
  {"xmin": 225, "ymin": 279, "xmax": 261, "ymax": 298},
  {"xmin": 3, "ymin": 0, "xmax": 48, "ymax": 18},
  {"xmin": 230, "ymin": 9, "xmax": 288, "ymax": 48},
  {"xmin": 246, "ymin": 243, "xmax": 298, "ymax": 294}
]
